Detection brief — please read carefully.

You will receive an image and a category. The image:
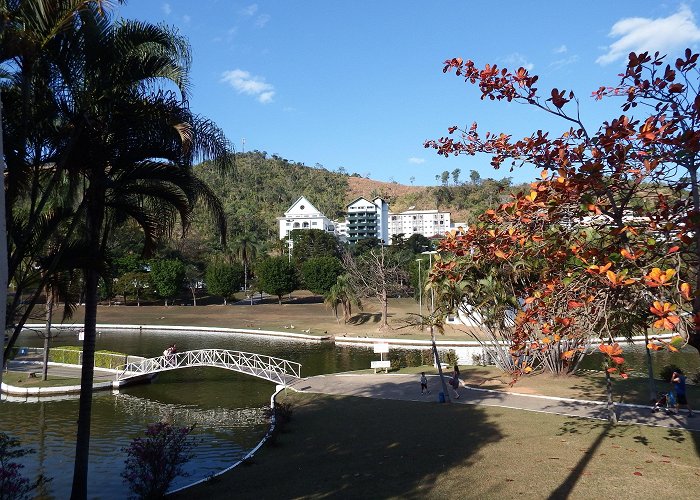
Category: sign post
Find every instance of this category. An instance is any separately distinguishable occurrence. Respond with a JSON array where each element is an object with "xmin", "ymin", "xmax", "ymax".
[{"xmin": 372, "ymin": 343, "xmax": 390, "ymax": 373}]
